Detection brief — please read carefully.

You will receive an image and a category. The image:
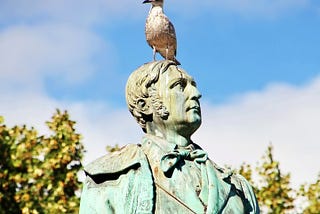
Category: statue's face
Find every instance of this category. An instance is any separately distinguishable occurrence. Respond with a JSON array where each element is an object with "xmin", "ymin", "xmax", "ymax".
[{"xmin": 154, "ymin": 66, "xmax": 202, "ymax": 135}]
